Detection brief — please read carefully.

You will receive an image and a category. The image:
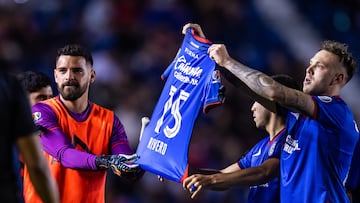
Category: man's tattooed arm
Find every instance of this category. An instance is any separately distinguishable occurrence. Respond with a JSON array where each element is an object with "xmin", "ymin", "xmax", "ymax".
[{"xmin": 224, "ymin": 57, "xmax": 315, "ymax": 116}]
